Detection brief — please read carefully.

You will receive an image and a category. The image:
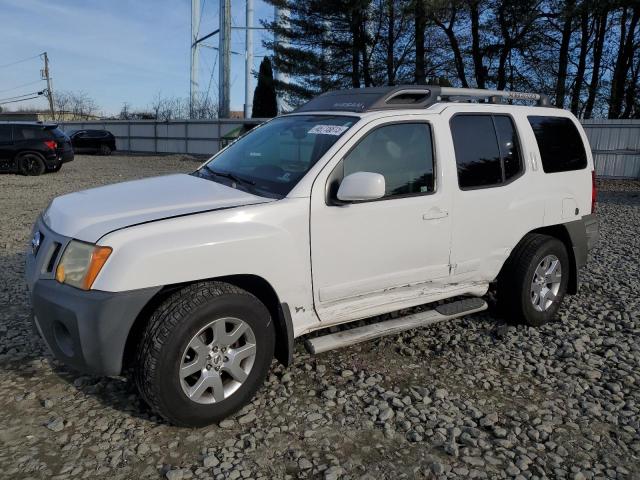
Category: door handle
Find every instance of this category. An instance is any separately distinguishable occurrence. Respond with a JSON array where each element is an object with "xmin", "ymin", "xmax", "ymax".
[{"xmin": 423, "ymin": 208, "xmax": 448, "ymax": 220}]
